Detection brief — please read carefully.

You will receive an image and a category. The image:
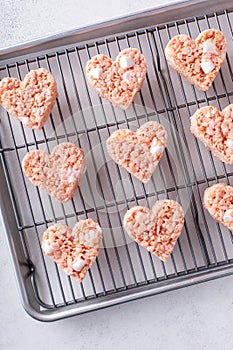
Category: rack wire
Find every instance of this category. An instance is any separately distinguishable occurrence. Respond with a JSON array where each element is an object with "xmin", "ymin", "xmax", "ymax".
[{"xmin": 1, "ymin": 4, "xmax": 233, "ymax": 320}]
